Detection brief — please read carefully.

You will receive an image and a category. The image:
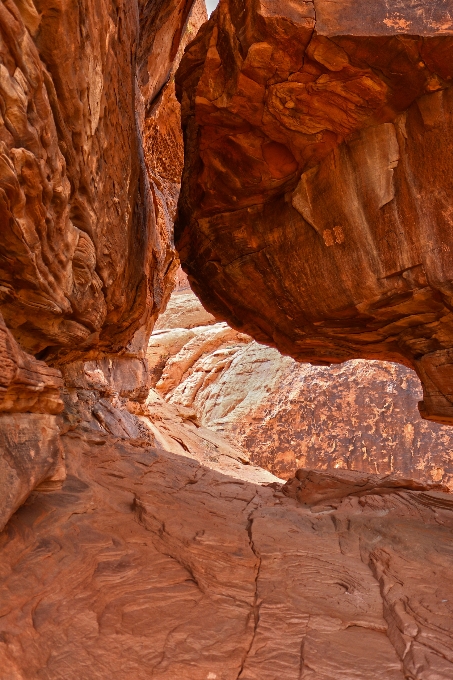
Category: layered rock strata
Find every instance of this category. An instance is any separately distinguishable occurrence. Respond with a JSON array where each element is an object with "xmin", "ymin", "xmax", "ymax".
[
  {"xmin": 144, "ymin": 0, "xmax": 207, "ymax": 269},
  {"xmin": 176, "ymin": 0, "xmax": 453, "ymax": 425},
  {"xmin": 0, "ymin": 432, "xmax": 452, "ymax": 679},
  {"xmin": 150, "ymin": 287, "xmax": 453, "ymax": 484},
  {"xmin": 0, "ymin": 0, "xmax": 209, "ymax": 536}
]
